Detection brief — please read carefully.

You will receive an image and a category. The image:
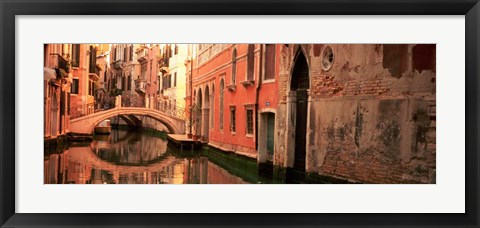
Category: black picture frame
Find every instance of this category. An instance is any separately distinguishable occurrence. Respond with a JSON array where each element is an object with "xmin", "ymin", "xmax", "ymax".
[{"xmin": 1, "ymin": 0, "xmax": 479, "ymax": 227}]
